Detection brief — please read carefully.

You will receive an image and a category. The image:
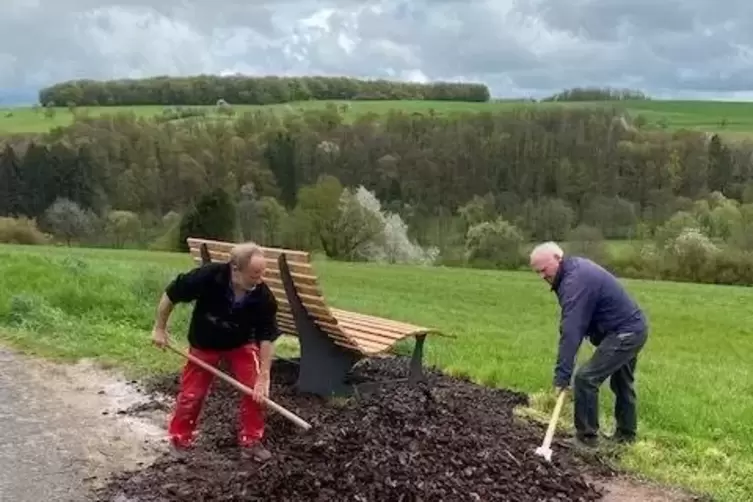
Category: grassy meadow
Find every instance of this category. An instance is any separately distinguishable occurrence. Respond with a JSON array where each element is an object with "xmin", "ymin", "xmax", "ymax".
[
  {"xmin": 3, "ymin": 98, "xmax": 753, "ymax": 136},
  {"xmin": 0, "ymin": 243, "xmax": 750, "ymax": 501}
]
